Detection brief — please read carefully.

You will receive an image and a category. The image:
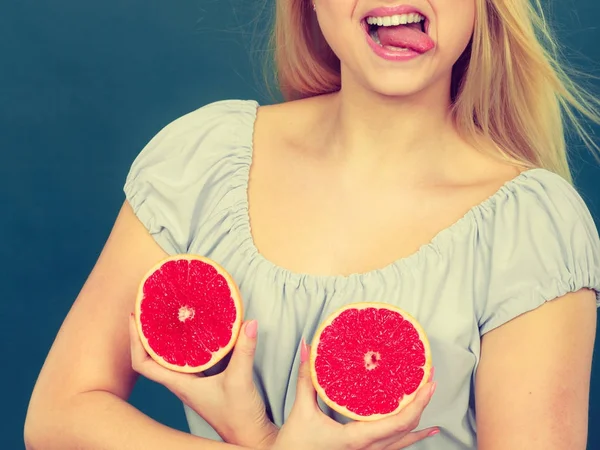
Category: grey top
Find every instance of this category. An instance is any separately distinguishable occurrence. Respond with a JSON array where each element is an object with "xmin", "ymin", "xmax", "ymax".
[{"xmin": 124, "ymin": 99, "xmax": 600, "ymax": 449}]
